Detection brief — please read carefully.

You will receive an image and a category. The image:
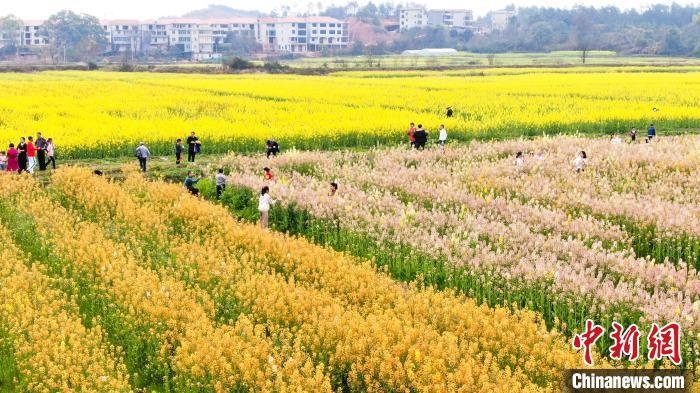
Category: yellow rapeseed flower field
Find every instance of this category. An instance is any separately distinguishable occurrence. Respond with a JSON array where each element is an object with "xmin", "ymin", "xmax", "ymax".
[
  {"xmin": 1, "ymin": 67, "xmax": 700, "ymax": 158},
  {"xmin": 0, "ymin": 167, "xmax": 621, "ymax": 392}
]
